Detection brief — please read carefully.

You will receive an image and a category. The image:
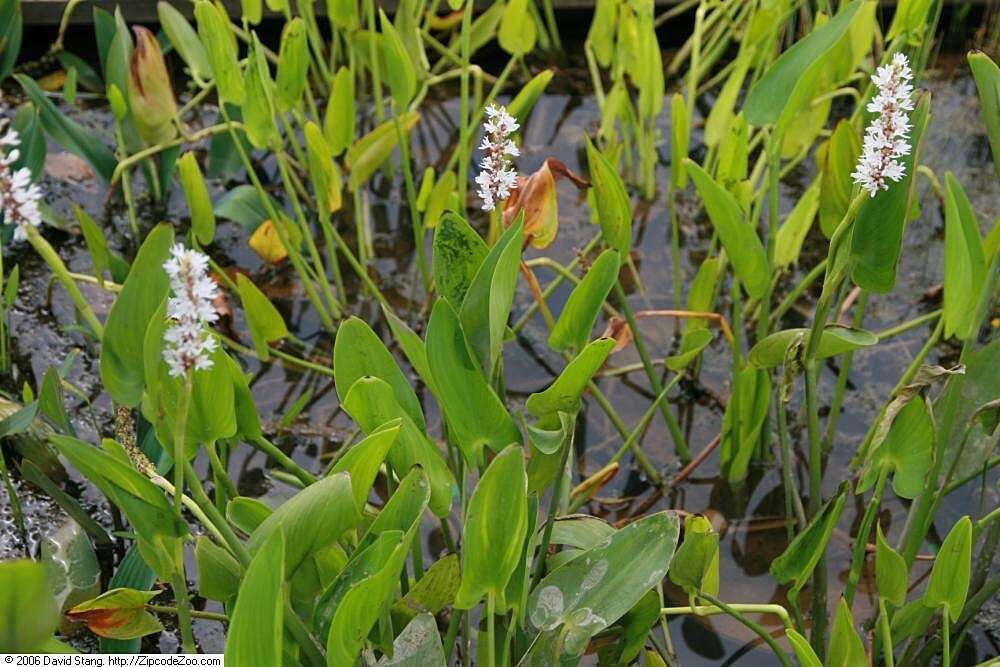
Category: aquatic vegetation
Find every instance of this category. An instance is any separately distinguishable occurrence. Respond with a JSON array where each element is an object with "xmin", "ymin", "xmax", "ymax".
[{"xmin": 0, "ymin": 0, "xmax": 997, "ymax": 665}]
